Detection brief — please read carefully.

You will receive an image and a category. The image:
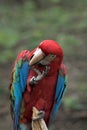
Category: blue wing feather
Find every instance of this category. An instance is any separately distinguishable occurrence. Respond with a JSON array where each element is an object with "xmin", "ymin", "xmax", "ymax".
[
  {"xmin": 20, "ymin": 61, "xmax": 30, "ymax": 92},
  {"xmin": 49, "ymin": 68, "xmax": 67, "ymax": 125},
  {"xmin": 10, "ymin": 60, "xmax": 30, "ymax": 130}
]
